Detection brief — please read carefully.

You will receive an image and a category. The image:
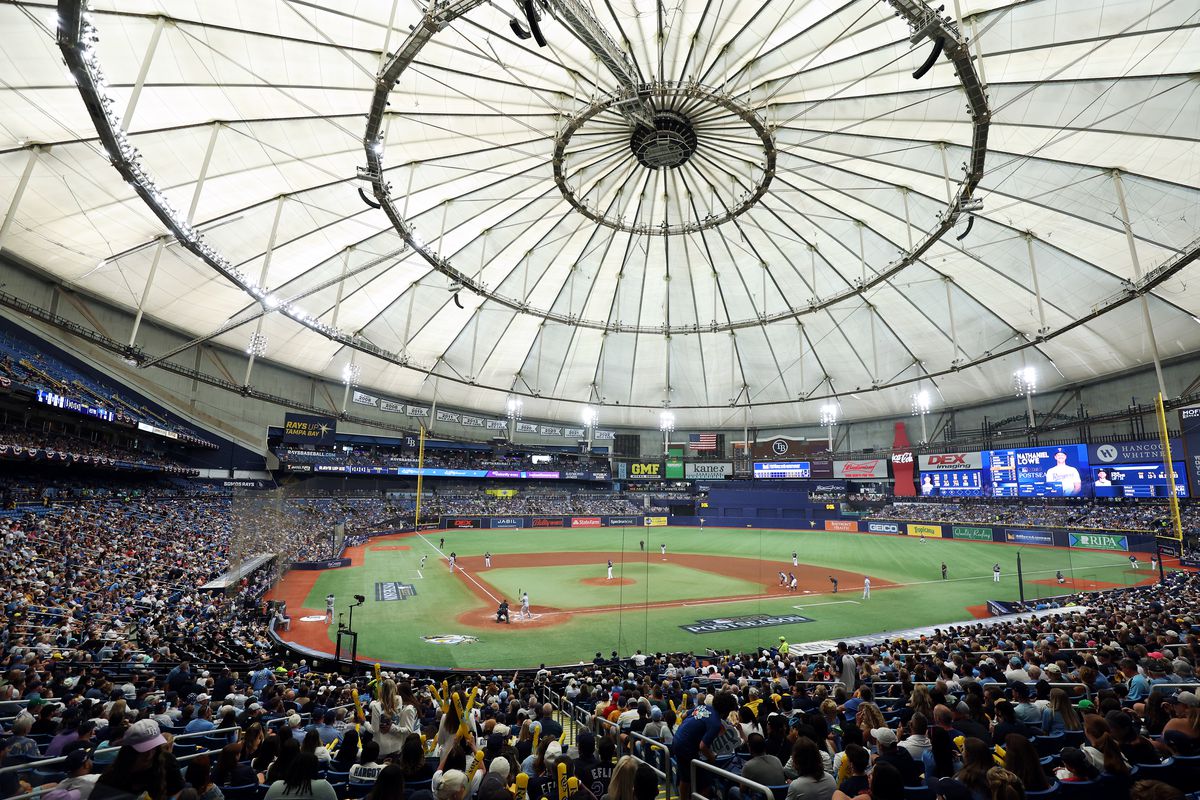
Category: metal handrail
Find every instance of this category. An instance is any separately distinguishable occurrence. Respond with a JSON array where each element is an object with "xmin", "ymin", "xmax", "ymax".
[
  {"xmin": 0, "ymin": 725, "xmax": 240, "ymax": 776},
  {"xmin": 692, "ymin": 758, "xmax": 774, "ymax": 800},
  {"xmin": 628, "ymin": 730, "xmax": 672, "ymax": 800}
]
